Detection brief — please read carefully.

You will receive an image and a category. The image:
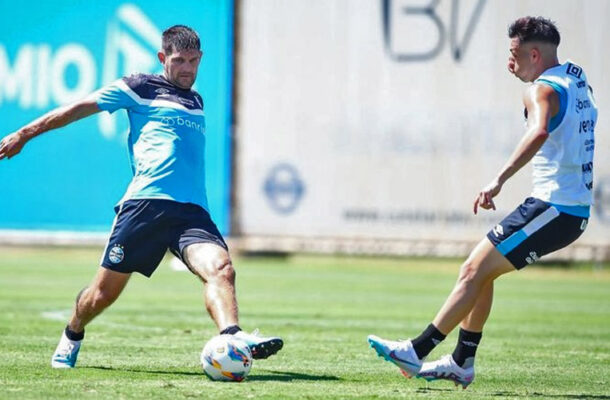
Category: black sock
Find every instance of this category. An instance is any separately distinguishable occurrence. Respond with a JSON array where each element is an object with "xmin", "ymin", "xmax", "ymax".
[
  {"xmin": 220, "ymin": 325, "xmax": 241, "ymax": 335},
  {"xmin": 64, "ymin": 325, "xmax": 84, "ymax": 341},
  {"xmin": 411, "ymin": 324, "xmax": 446, "ymax": 359},
  {"xmin": 452, "ymin": 328, "xmax": 482, "ymax": 368}
]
